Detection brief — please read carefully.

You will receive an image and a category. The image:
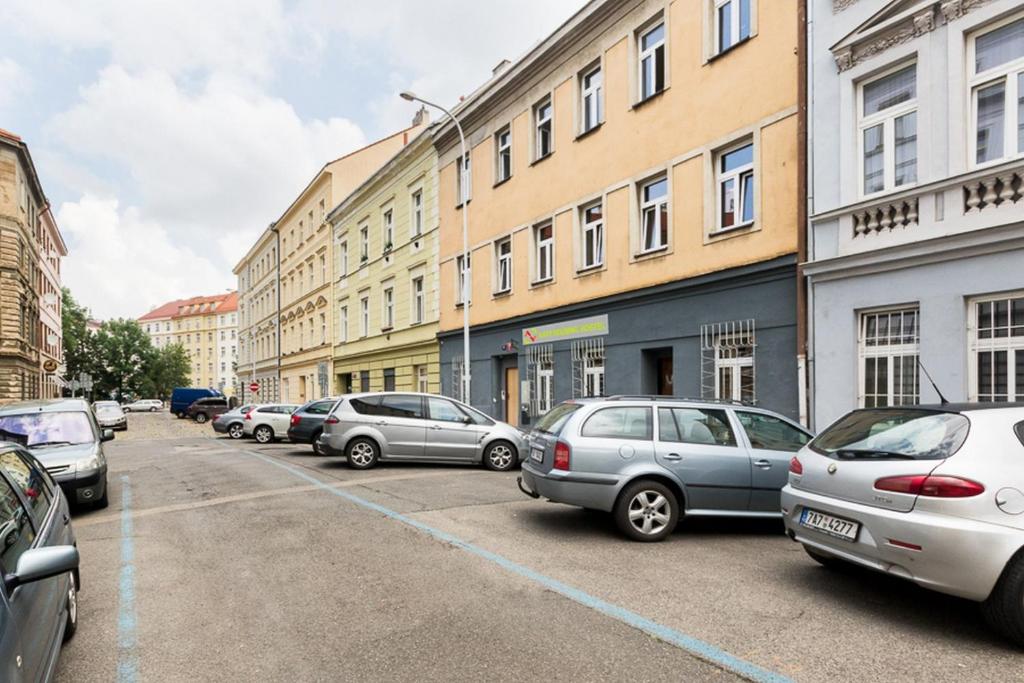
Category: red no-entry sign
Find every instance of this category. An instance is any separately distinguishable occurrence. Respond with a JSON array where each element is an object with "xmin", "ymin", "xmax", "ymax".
[{"xmin": 249, "ymin": 382, "xmax": 260, "ymax": 393}]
